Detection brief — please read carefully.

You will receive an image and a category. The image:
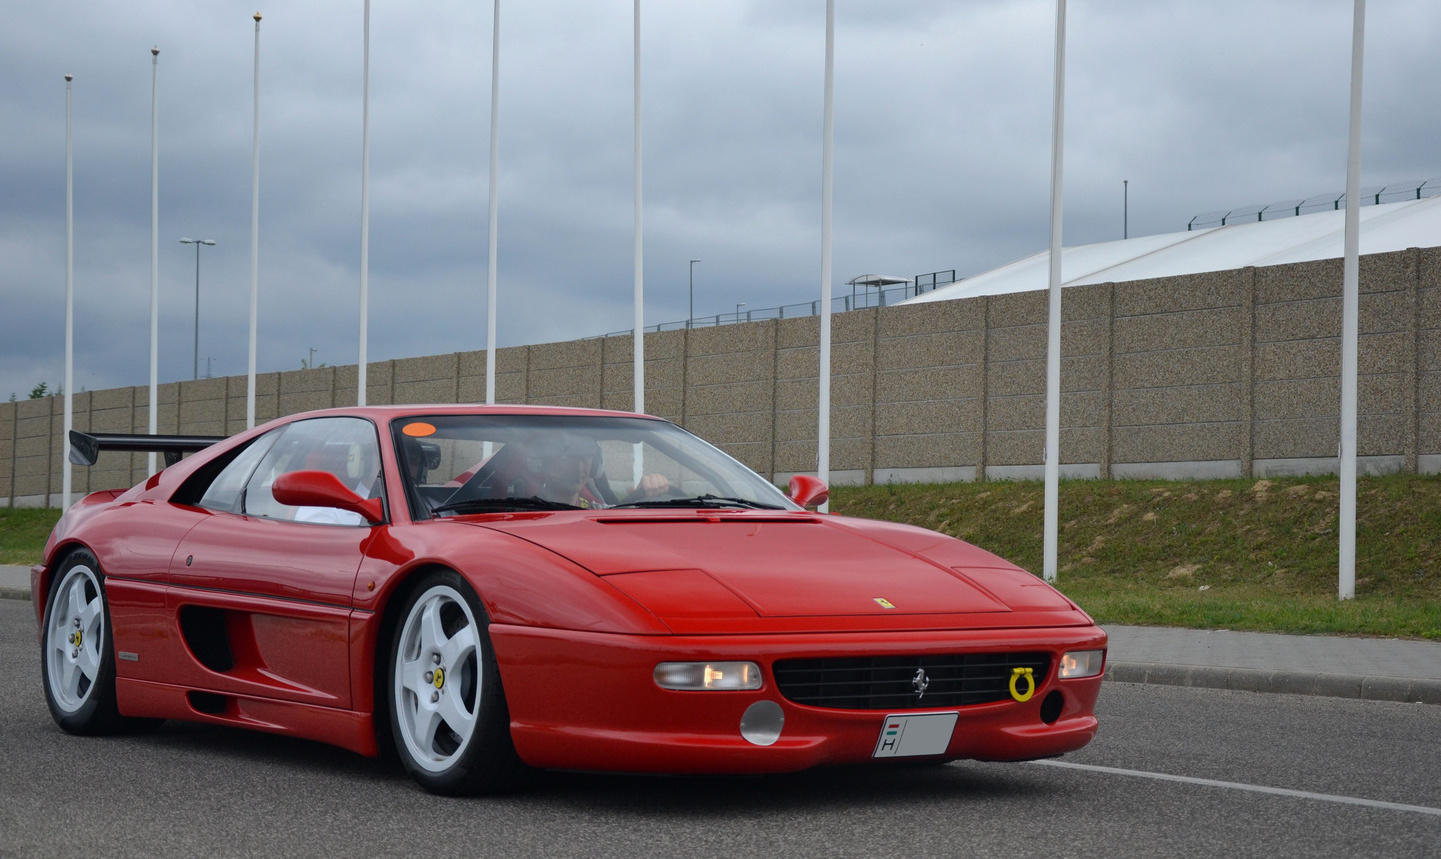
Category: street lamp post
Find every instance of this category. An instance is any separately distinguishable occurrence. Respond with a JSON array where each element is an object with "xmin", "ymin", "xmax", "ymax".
[
  {"xmin": 736, "ymin": 302, "xmax": 746, "ymax": 321},
  {"xmin": 179, "ymin": 238, "xmax": 216, "ymax": 380},
  {"xmin": 688, "ymin": 259, "xmax": 701, "ymax": 328}
]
